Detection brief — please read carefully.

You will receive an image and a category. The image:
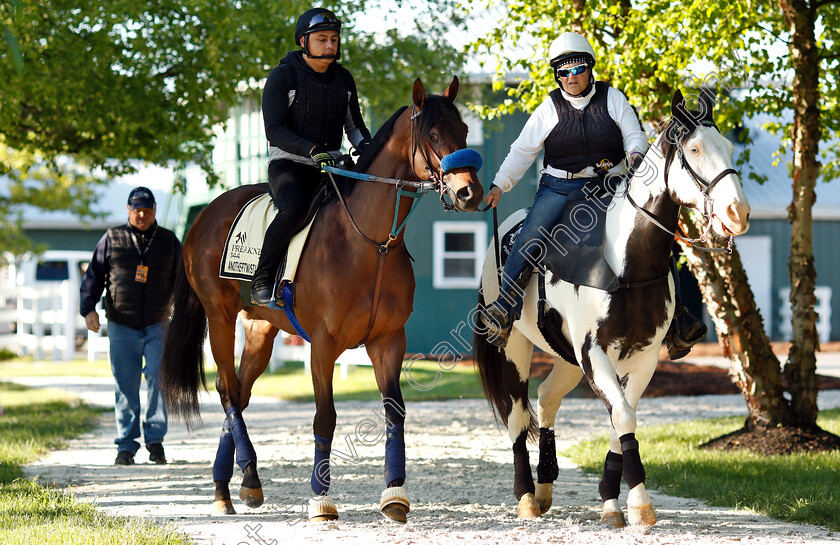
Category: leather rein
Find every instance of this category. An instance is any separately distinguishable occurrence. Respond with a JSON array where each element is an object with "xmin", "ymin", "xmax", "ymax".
[
  {"xmin": 323, "ymin": 104, "xmax": 453, "ymax": 346},
  {"xmin": 626, "ymin": 121, "xmax": 737, "ymax": 255}
]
